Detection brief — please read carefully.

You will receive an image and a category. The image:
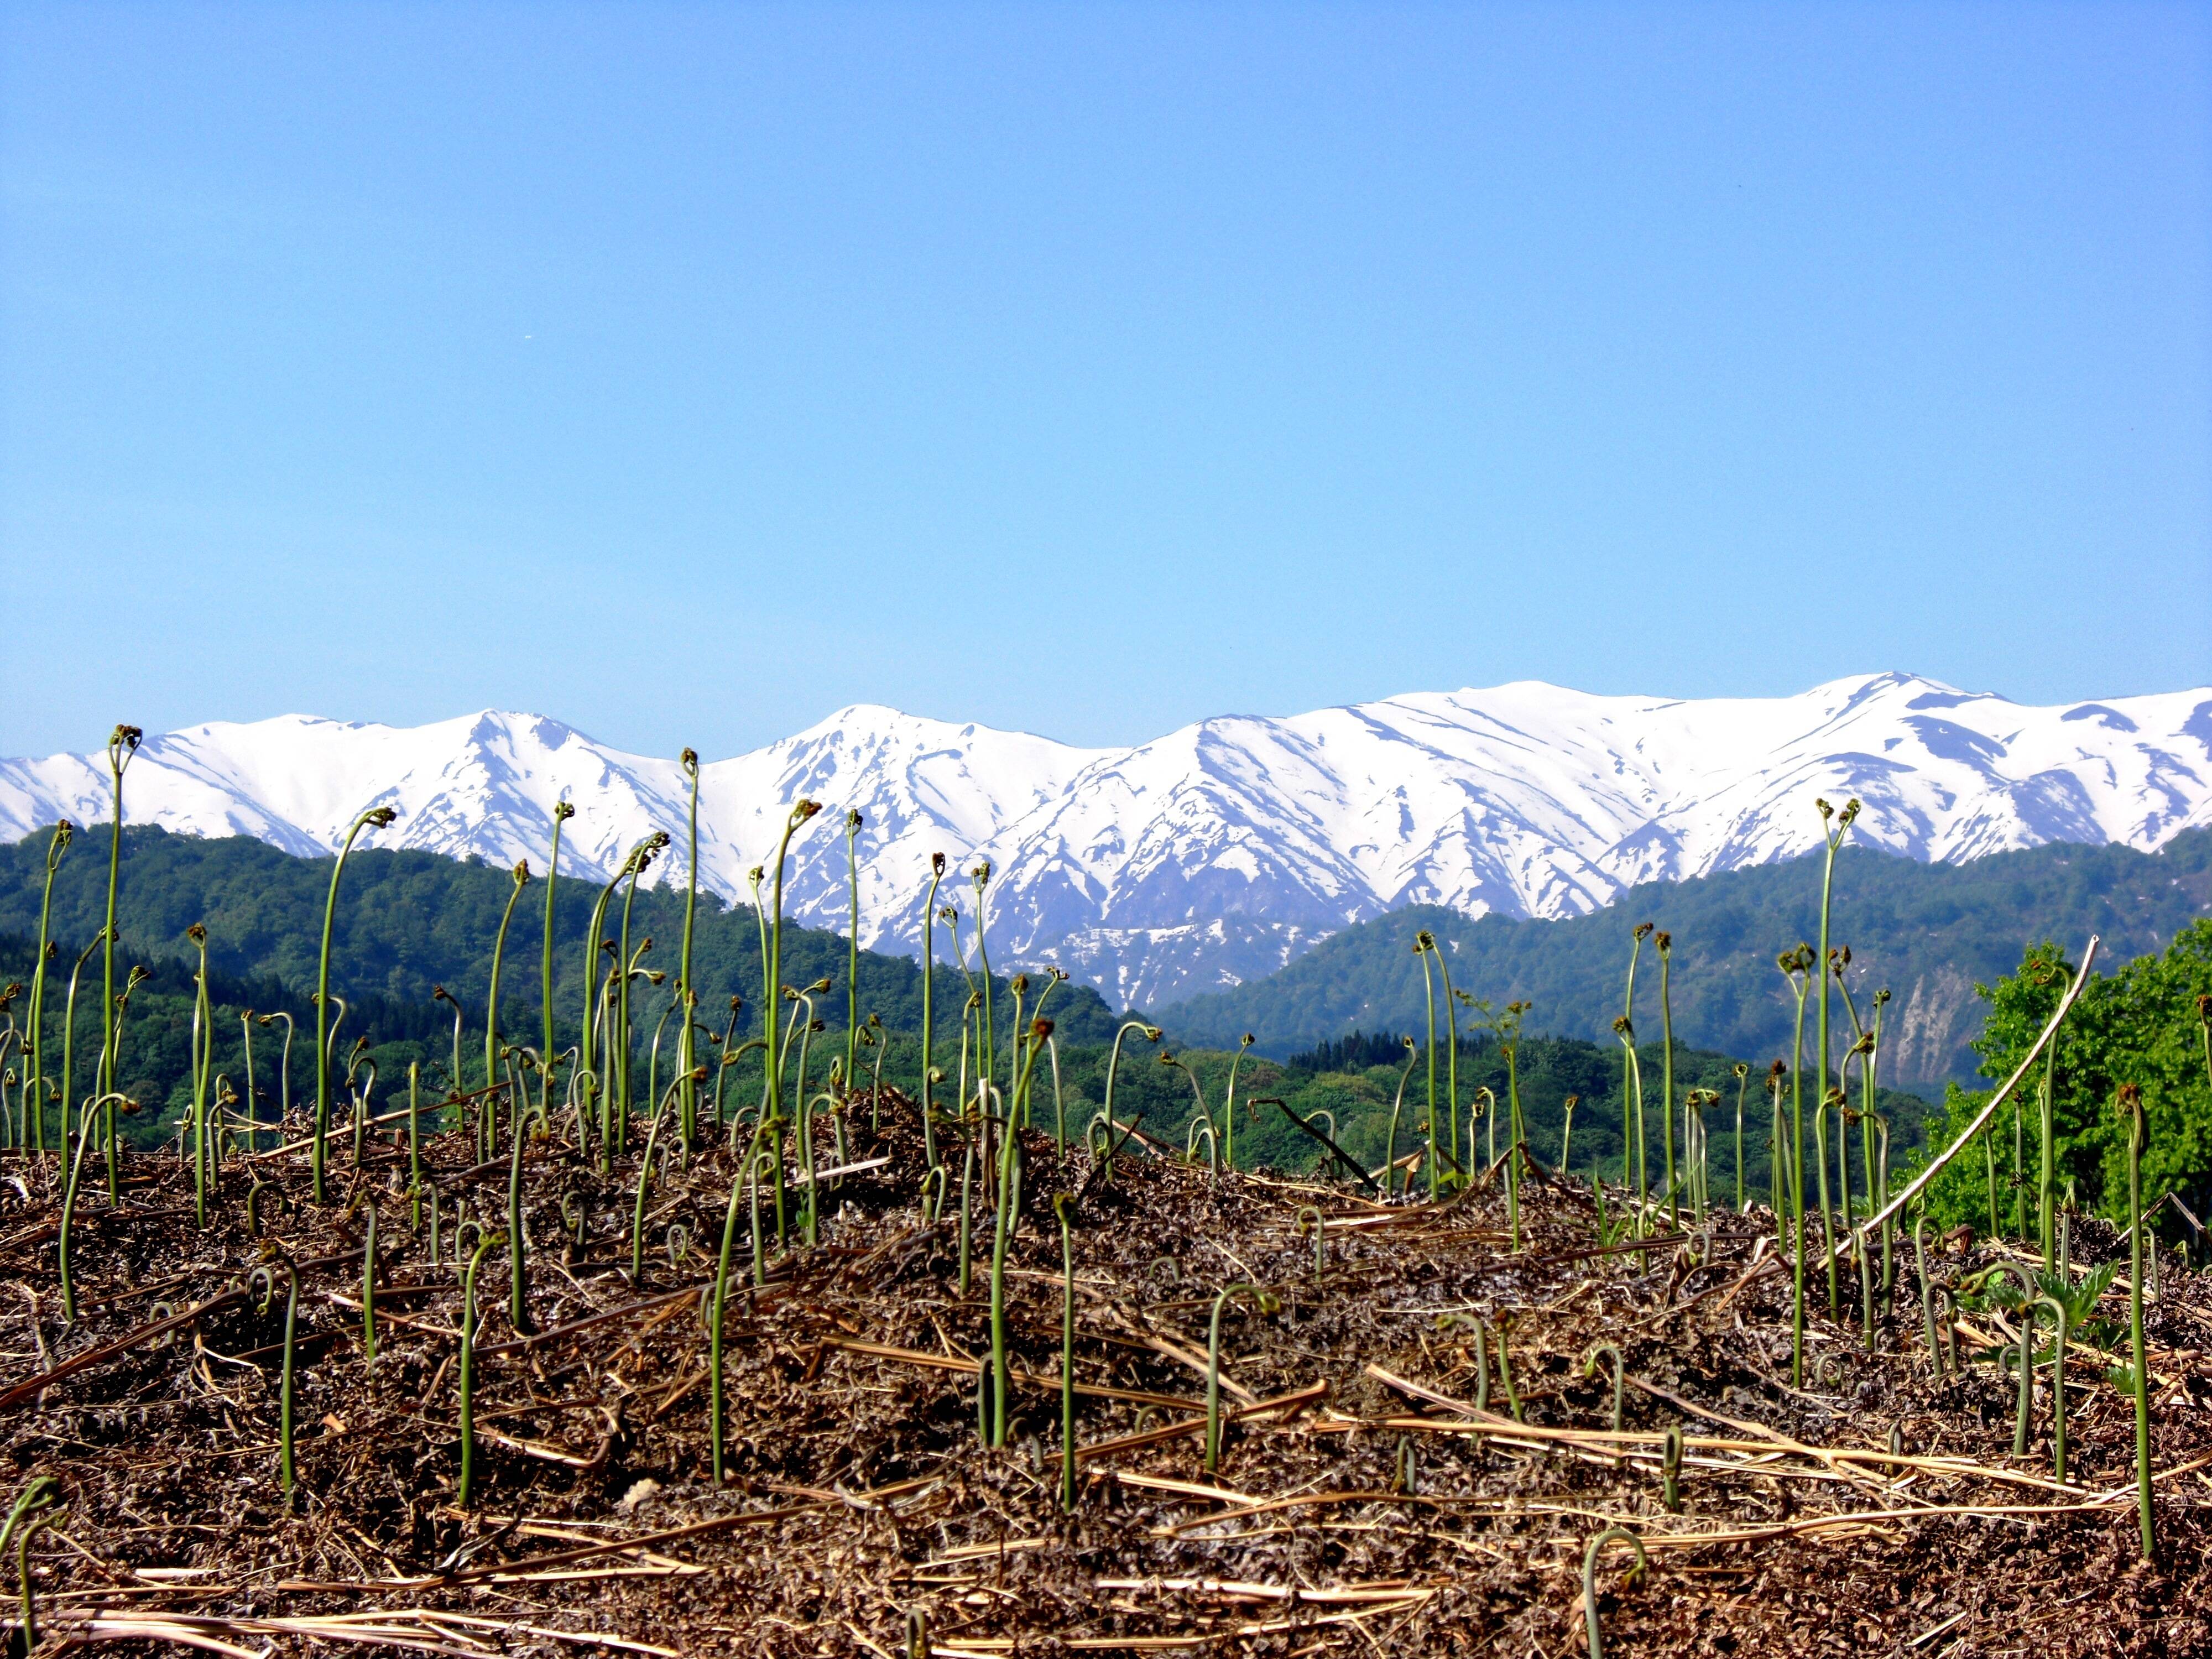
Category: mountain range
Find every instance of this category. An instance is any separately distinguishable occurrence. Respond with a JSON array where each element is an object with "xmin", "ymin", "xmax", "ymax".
[{"xmin": 5, "ymin": 672, "xmax": 2208, "ymax": 1008}]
